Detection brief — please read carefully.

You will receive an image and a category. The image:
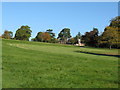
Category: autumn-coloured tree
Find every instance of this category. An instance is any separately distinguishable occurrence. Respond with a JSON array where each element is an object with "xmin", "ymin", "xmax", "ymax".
[
  {"xmin": 2, "ymin": 30, "xmax": 13, "ymax": 39},
  {"xmin": 42, "ymin": 32, "xmax": 51, "ymax": 42},
  {"xmin": 46, "ymin": 29, "xmax": 55, "ymax": 38},
  {"xmin": 35, "ymin": 32, "xmax": 51, "ymax": 42},
  {"xmin": 46, "ymin": 29, "xmax": 57, "ymax": 43}
]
